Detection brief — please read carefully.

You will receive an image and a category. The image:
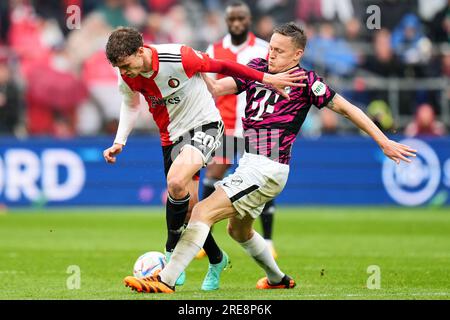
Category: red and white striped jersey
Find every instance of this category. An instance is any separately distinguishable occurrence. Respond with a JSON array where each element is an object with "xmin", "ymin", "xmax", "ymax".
[
  {"xmin": 206, "ymin": 33, "xmax": 268, "ymax": 137},
  {"xmin": 115, "ymin": 44, "xmax": 221, "ymax": 146}
]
